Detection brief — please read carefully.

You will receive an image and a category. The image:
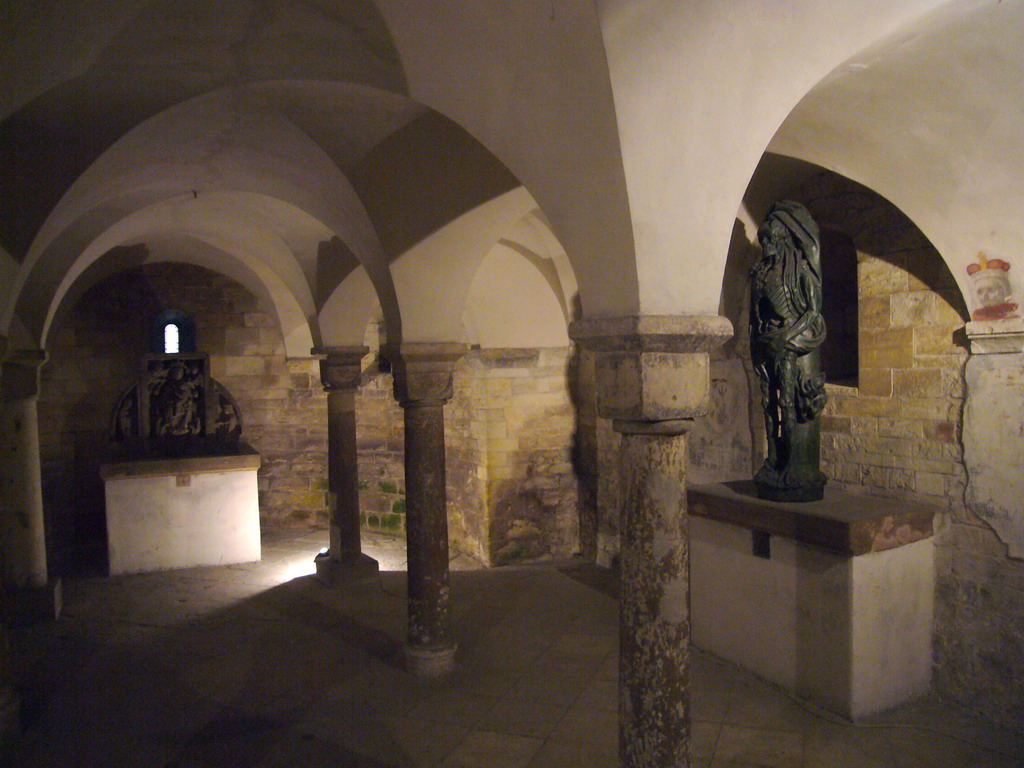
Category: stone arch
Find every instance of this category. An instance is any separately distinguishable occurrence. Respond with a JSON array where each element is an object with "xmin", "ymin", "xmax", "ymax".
[
  {"xmin": 766, "ymin": 1, "xmax": 1024, "ymax": 319},
  {"xmin": 591, "ymin": 0, "xmax": 957, "ymax": 318},
  {"xmin": 39, "ymin": 194, "xmax": 325, "ymax": 358},
  {"xmin": 5, "ymin": 88, "xmax": 401, "ymax": 348},
  {"xmin": 372, "ymin": 0, "xmax": 637, "ymax": 318},
  {"xmin": 463, "ymin": 230, "xmax": 574, "ymax": 350}
]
